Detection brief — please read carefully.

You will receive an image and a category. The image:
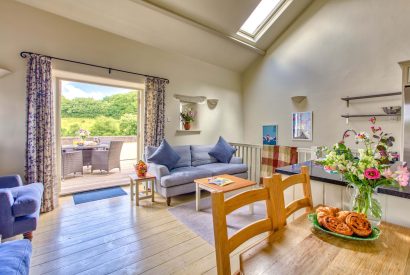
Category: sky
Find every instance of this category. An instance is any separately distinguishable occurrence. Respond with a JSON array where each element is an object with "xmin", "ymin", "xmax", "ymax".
[{"xmin": 61, "ymin": 80, "xmax": 133, "ymax": 100}]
